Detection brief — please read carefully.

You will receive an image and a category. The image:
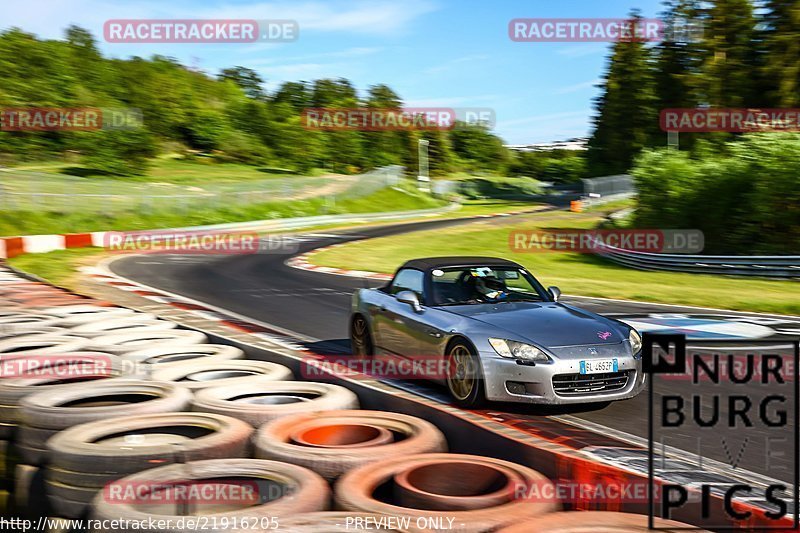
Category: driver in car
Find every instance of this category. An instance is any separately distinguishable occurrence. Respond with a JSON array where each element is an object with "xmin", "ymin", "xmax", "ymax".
[{"xmin": 471, "ymin": 268, "xmax": 509, "ymax": 301}]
